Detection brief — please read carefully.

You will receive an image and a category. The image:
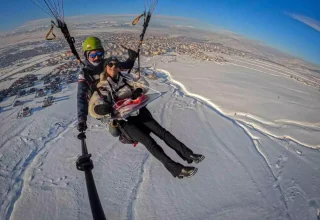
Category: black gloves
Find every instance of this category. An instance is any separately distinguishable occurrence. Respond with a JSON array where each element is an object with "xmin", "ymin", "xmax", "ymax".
[
  {"xmin": 132, "ymin": 88, "xmax": 143, "ymax": 99},
  {"xmin": 94, "ymin": 102, "xmax": 113, "ymax": 115},
  {"xmin": 77, "ymin": 120, "xmax": 87, "ymax": 132},
  {"xmin": 128, "ymin": 49, "xmax": 138, "ymax": 60}
]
